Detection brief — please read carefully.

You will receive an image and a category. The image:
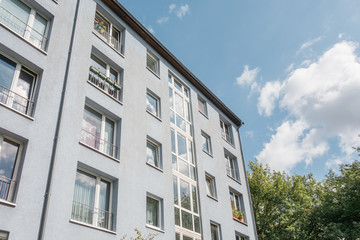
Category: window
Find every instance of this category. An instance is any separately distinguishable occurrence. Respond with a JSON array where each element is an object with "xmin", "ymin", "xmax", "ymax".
[
  {"xmin": 198, "ymin": 97, "xmax": 207, "ymax": 116},
  {"xmin": 201, "ymin": 132, "xmax": 212, "ymax": 155},
  {"xmin": 80, "ymin": 105, "xmax": 118, "ymax": 158},
  {"xmin": 146, "ymin": 195, "xmax": 162, "ymax": 229},
  {"xmin": 147, "ymin": 51, "xmax": 159, "ymax": 75},
  {"xmin": 0, "ymin": 0, "xmax": 48, "ymax": 50},
  {"xmin": 236, "ymin": 234, "xmax": 246, "ymax": 240},
  {"xmin": 205, "ymin": 174, "xmax": 217, "ymax": 199},
  {"xmin": 175, "ymin": 233, "xmax": 200, "ymax": 240},
  {"xmin": 210, "ymin": 223, "xmax": 221, "ymax": 240},
  {"xmin": 0, "ymin": 134, "xmax": 22, "ymax": 203},
  {"xmin": 220, "ymin": 119, "xmax": 233, "ymax": 144},
  {"xmin": 93, "ymin": 12, "xmax": 123, "ymax": 53},
  {"xmin": 71, "ymin": 169, "xmax": 113, "ymax": 230},
  {"xmin": 146, "ymin": 138, "xmax": 161, "ymax": 169},
  {"xmin": 88, "ymin": 54, "xmax": 122, "ymax": 101},
  {"xmin": 0, "ymin": 54, "xmax": 37, "ymax": 116},
  {"xmin": 225, "ymin": 152, "xmax": 240, "ymax": 181},
  {"xmin": 230, "ymin": 191, "xmax": 246, "ymax": 223},
  {"xmin": 146, "ymin": 91, "xmax": 160, "ymax": 118},
  {"xmin": 0, "ymin": 231, "xmax": 8, "ymax": 240}
]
